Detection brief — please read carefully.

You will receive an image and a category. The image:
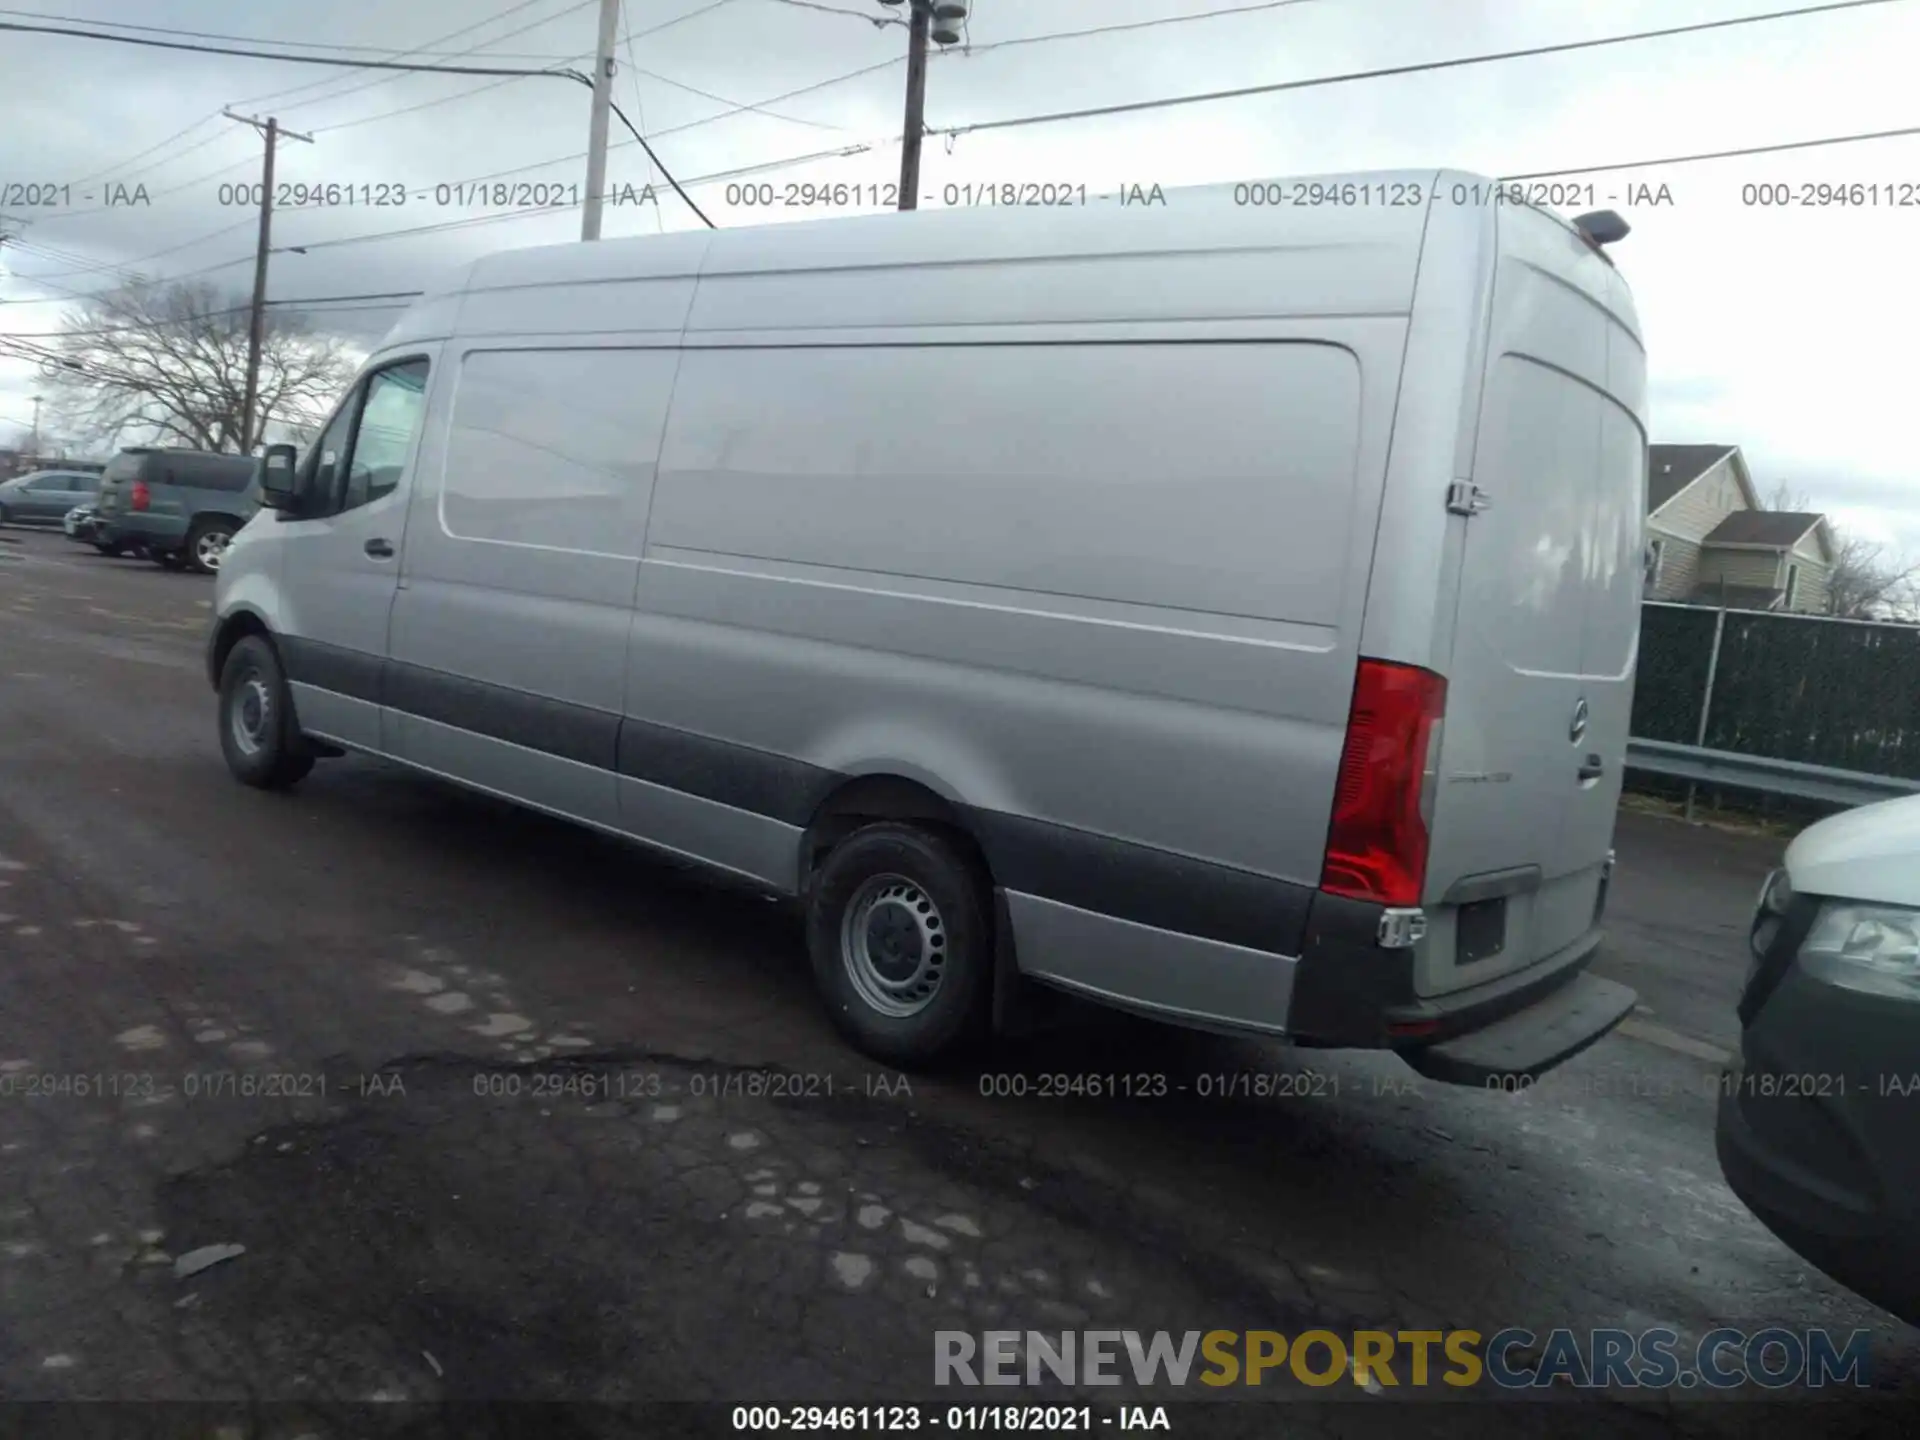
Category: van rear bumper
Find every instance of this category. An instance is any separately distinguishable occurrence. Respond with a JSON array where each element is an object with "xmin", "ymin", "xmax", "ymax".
[{"xmin": 1285, "ymin": 891, "xmax": 1636, "ymax": 1085}]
